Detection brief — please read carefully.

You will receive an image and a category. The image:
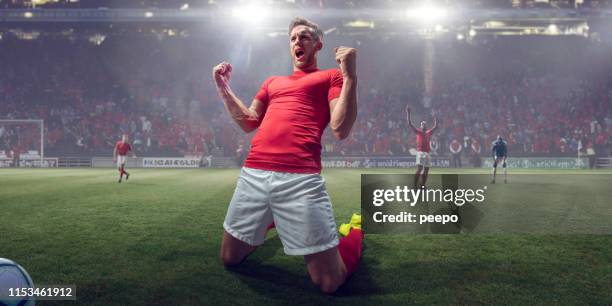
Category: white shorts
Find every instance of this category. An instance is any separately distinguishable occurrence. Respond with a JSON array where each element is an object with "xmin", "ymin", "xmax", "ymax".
[
  {"xmin": 415, "ymin": 151, "xmax": 431, "ymax": 167},
  {"xmin": 223, "ymin": 167, "xmax": 339, "ymax": 256},
  {"xmin": 117, "ymin": 155, "xmax": 126, "ymax": 167}
]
